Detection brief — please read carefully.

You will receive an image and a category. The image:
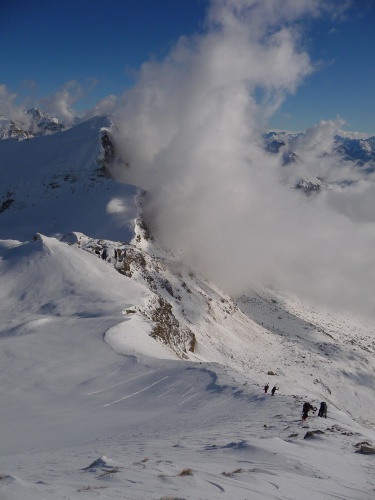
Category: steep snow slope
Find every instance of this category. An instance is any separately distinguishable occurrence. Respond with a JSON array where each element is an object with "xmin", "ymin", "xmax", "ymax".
[
  {"xmin": 0, "ymin": 234, "xmax": 374, "ymax": 498},
  {"xmin": 0, "ymin": 115, "xmax": 138, "ymax": 242},
  {"xmin": 0, "ymin": 235, "xmax": 374, "ymax": 499},
  {"xmin": 69, "ymin": 209, "xmax": 375, "ymax": 433},
  {"xmin": 237, "ymin": 288, "xmax": 375, "ymax": 428},
  {"xmin": 0, "ymin": 235, "xmax": 172, "ymax": 453},
  {"xmin": 0, "ymin": 115, "xmax": 375, "ymax": 499}
]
